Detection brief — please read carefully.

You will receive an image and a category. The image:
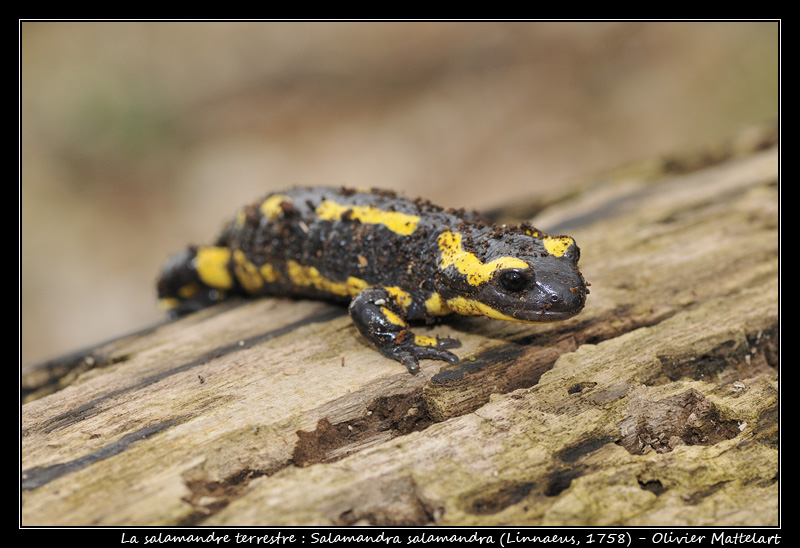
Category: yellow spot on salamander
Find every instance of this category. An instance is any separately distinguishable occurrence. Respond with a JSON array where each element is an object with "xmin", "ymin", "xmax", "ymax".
[
  {"xmin": 438, "ymin": 231, "xmax": 529, "ymax": 286},
  {"xmin": 381, "ymin": 307, "xmax": 406, "ymax": 327},
  {"xmin": 235, "ymin": 209, "xmax": 247, "ymax": 228},
  {"xmin": 260, "ymin": 263, "xmax": 281, "ymax": 283},
  {"xmin": 233, "ymin": 250, "xmax": 264, "ymax": 294},
  {"xmin": 445, "ymin": 296, "xmax": 540, "ymax": 323},
  {"xmin": 195, "ymin": 247, "xmax": 234, "ymax": 290},
  {"xmin": 414, "ymin": 335, "xmax": 439, "ymax": 347},
  {"xmin": 524, "ymin": 227, "xmax": 541, "ymax": 237},
  {"xmin": 158, "ymin": 297, "xmax": 180, "ymax": 312},
  {"xmin": 543, "ymin": 236, "xmax": 574, "ymax": 258},
  {"xmin": 425, "ymin": 293, "xmax": 452, "ymax": 316},
  {"xmin": 286, "ymin": 260, "xmax": 368, "ymax": 297},
  {"xmin": 315, "ymin": 200, "xmax": 420, "ymax": 236},
  {"xmin": 347, "ymin": 277, "xmax": 369, "ymax": 295},
  {"xmin": 385, "ymin": 286, "xmax": 413, "ymax": 309},
  {"xmin": 178, "ymin": 283, "xmax": 201, "ymax": 299},
  {"xmin": 260, "ymin": 194, "xmax": 292, "ymax": 221}
]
